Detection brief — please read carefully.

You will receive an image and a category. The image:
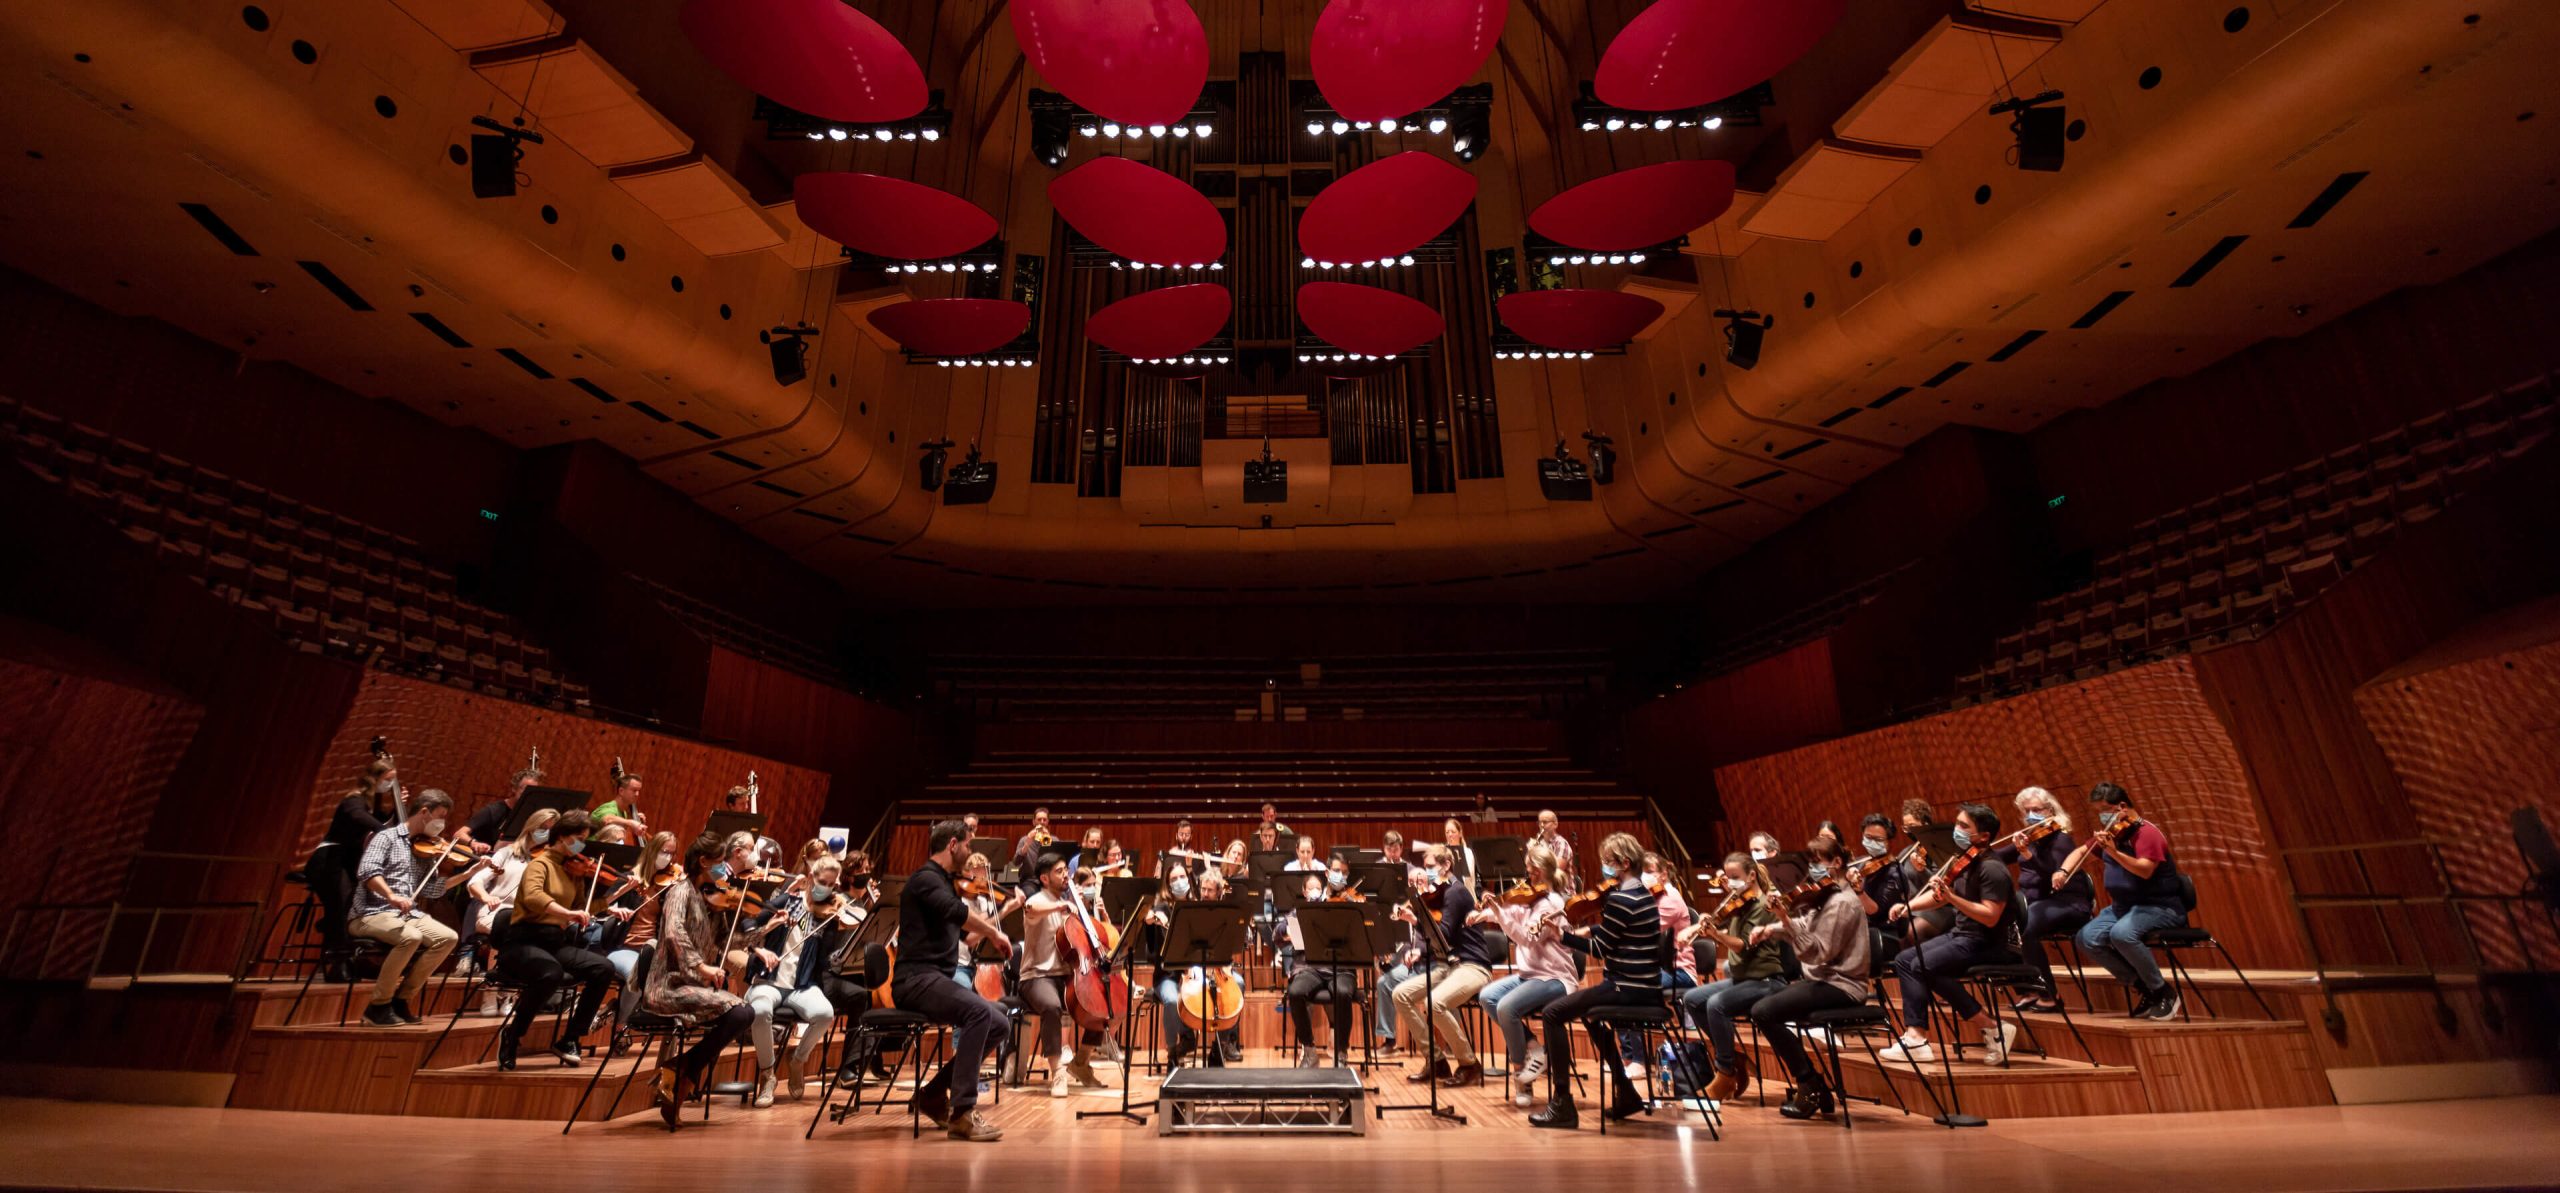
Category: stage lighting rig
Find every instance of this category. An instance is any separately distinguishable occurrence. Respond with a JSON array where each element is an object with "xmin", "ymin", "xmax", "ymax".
[
  {"xmin": 917, "ymin": 438, "xmax": 954, "ymax": 492},
  {"xmin": 1582, "ymin": 431, "xmax": 1616, "ymax": 486},
  {"xmin": 1537, "ymin": 438, "xmax": 1594, "ymax": 502},
  {"xmin": 468, "ymin": 116, "xmax": 544, "ymax": 199},
  {"xmin": 1989, "ymin": 89, "xmax": 2066, "ymax": 173},
  {"xmin": 760, "ymin": 323, "xmax": 817, "ymax": 386},
  {"xmin": 1713, "ymin": 308, "xmax": 1771, "ymax": 371}
]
